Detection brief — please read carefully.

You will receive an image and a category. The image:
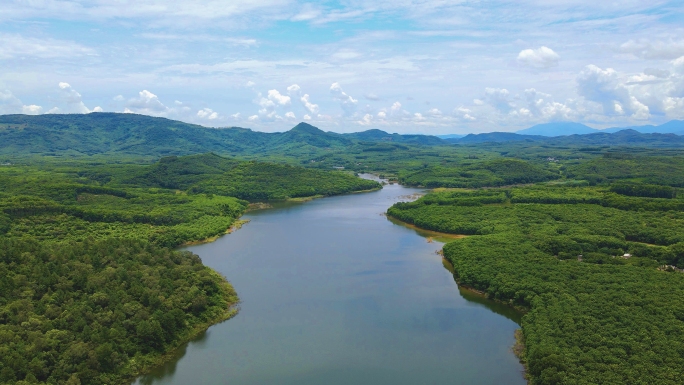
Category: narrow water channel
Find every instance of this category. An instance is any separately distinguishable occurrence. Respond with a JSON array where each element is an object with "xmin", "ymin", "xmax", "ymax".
[{"xmin": 133, "ymin": 182, "xmax": 525, "ymax": 385}]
